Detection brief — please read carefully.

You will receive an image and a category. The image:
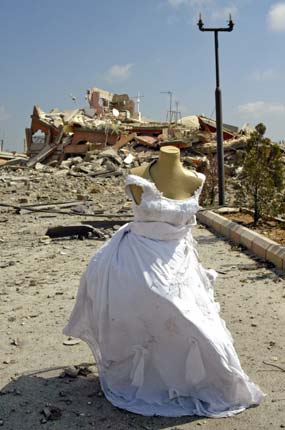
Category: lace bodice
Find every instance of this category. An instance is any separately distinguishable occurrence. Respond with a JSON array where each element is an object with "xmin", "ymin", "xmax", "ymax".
[{"xmin": 125, "ymin": 172, "xmax": 205, "ymax": 227}]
